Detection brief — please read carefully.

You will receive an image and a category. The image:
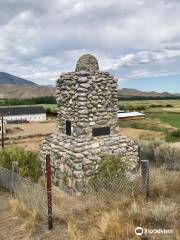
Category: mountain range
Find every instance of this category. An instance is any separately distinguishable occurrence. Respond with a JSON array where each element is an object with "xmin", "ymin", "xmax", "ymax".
[
  {"xmin": 0, "ymin": 72, "xmax": 36, "ymax": 85},
  {"xmin": 118, "ymin": 88, "xmax": 178, "ymax": 97},
  {"xmin": 0, "ymin": 72, "xmax": 179, "ymax": 99}
]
